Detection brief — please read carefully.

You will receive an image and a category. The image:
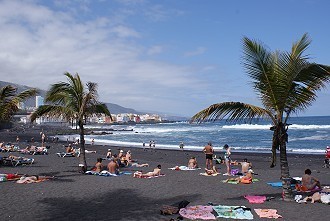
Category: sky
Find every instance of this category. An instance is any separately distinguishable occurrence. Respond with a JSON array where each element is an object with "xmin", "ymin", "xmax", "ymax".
[{"xmin": 0, "ymin": 0, "xmax": 329, "ymax": 117}]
